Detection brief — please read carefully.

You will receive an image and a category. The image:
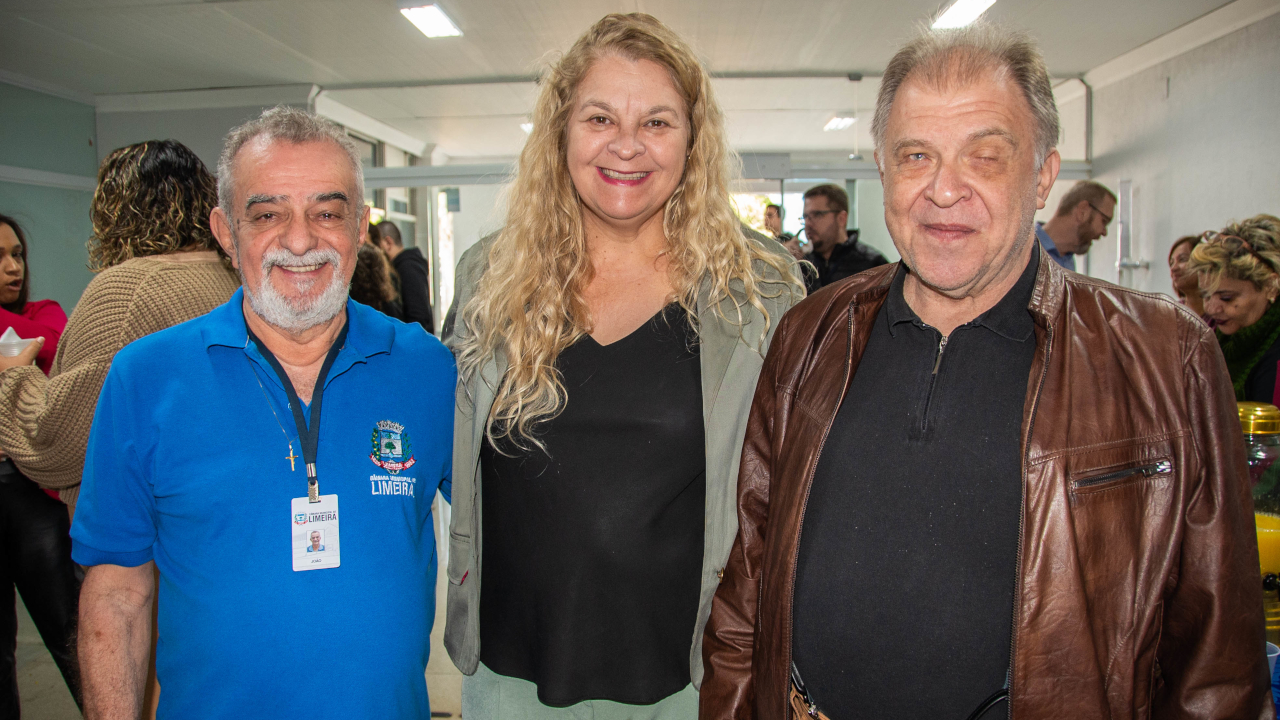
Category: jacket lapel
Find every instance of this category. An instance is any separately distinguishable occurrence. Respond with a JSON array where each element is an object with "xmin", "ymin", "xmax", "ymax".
[{"xmin": 697, "ymin": 277, "xmax": 751, "ymax": 424}]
